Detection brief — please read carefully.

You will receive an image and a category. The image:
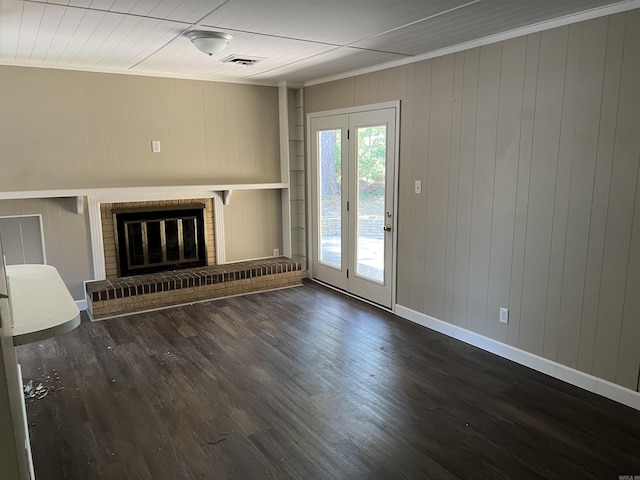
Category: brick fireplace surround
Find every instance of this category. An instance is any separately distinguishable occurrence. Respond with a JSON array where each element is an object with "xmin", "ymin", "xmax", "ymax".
[
  {"xmin": 85, "ymin": 198, "xmax": 302, "ymax": 320},
  {"xmin": 101, "ymin": 198, "xmax": 216, "ymax": 278}
]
